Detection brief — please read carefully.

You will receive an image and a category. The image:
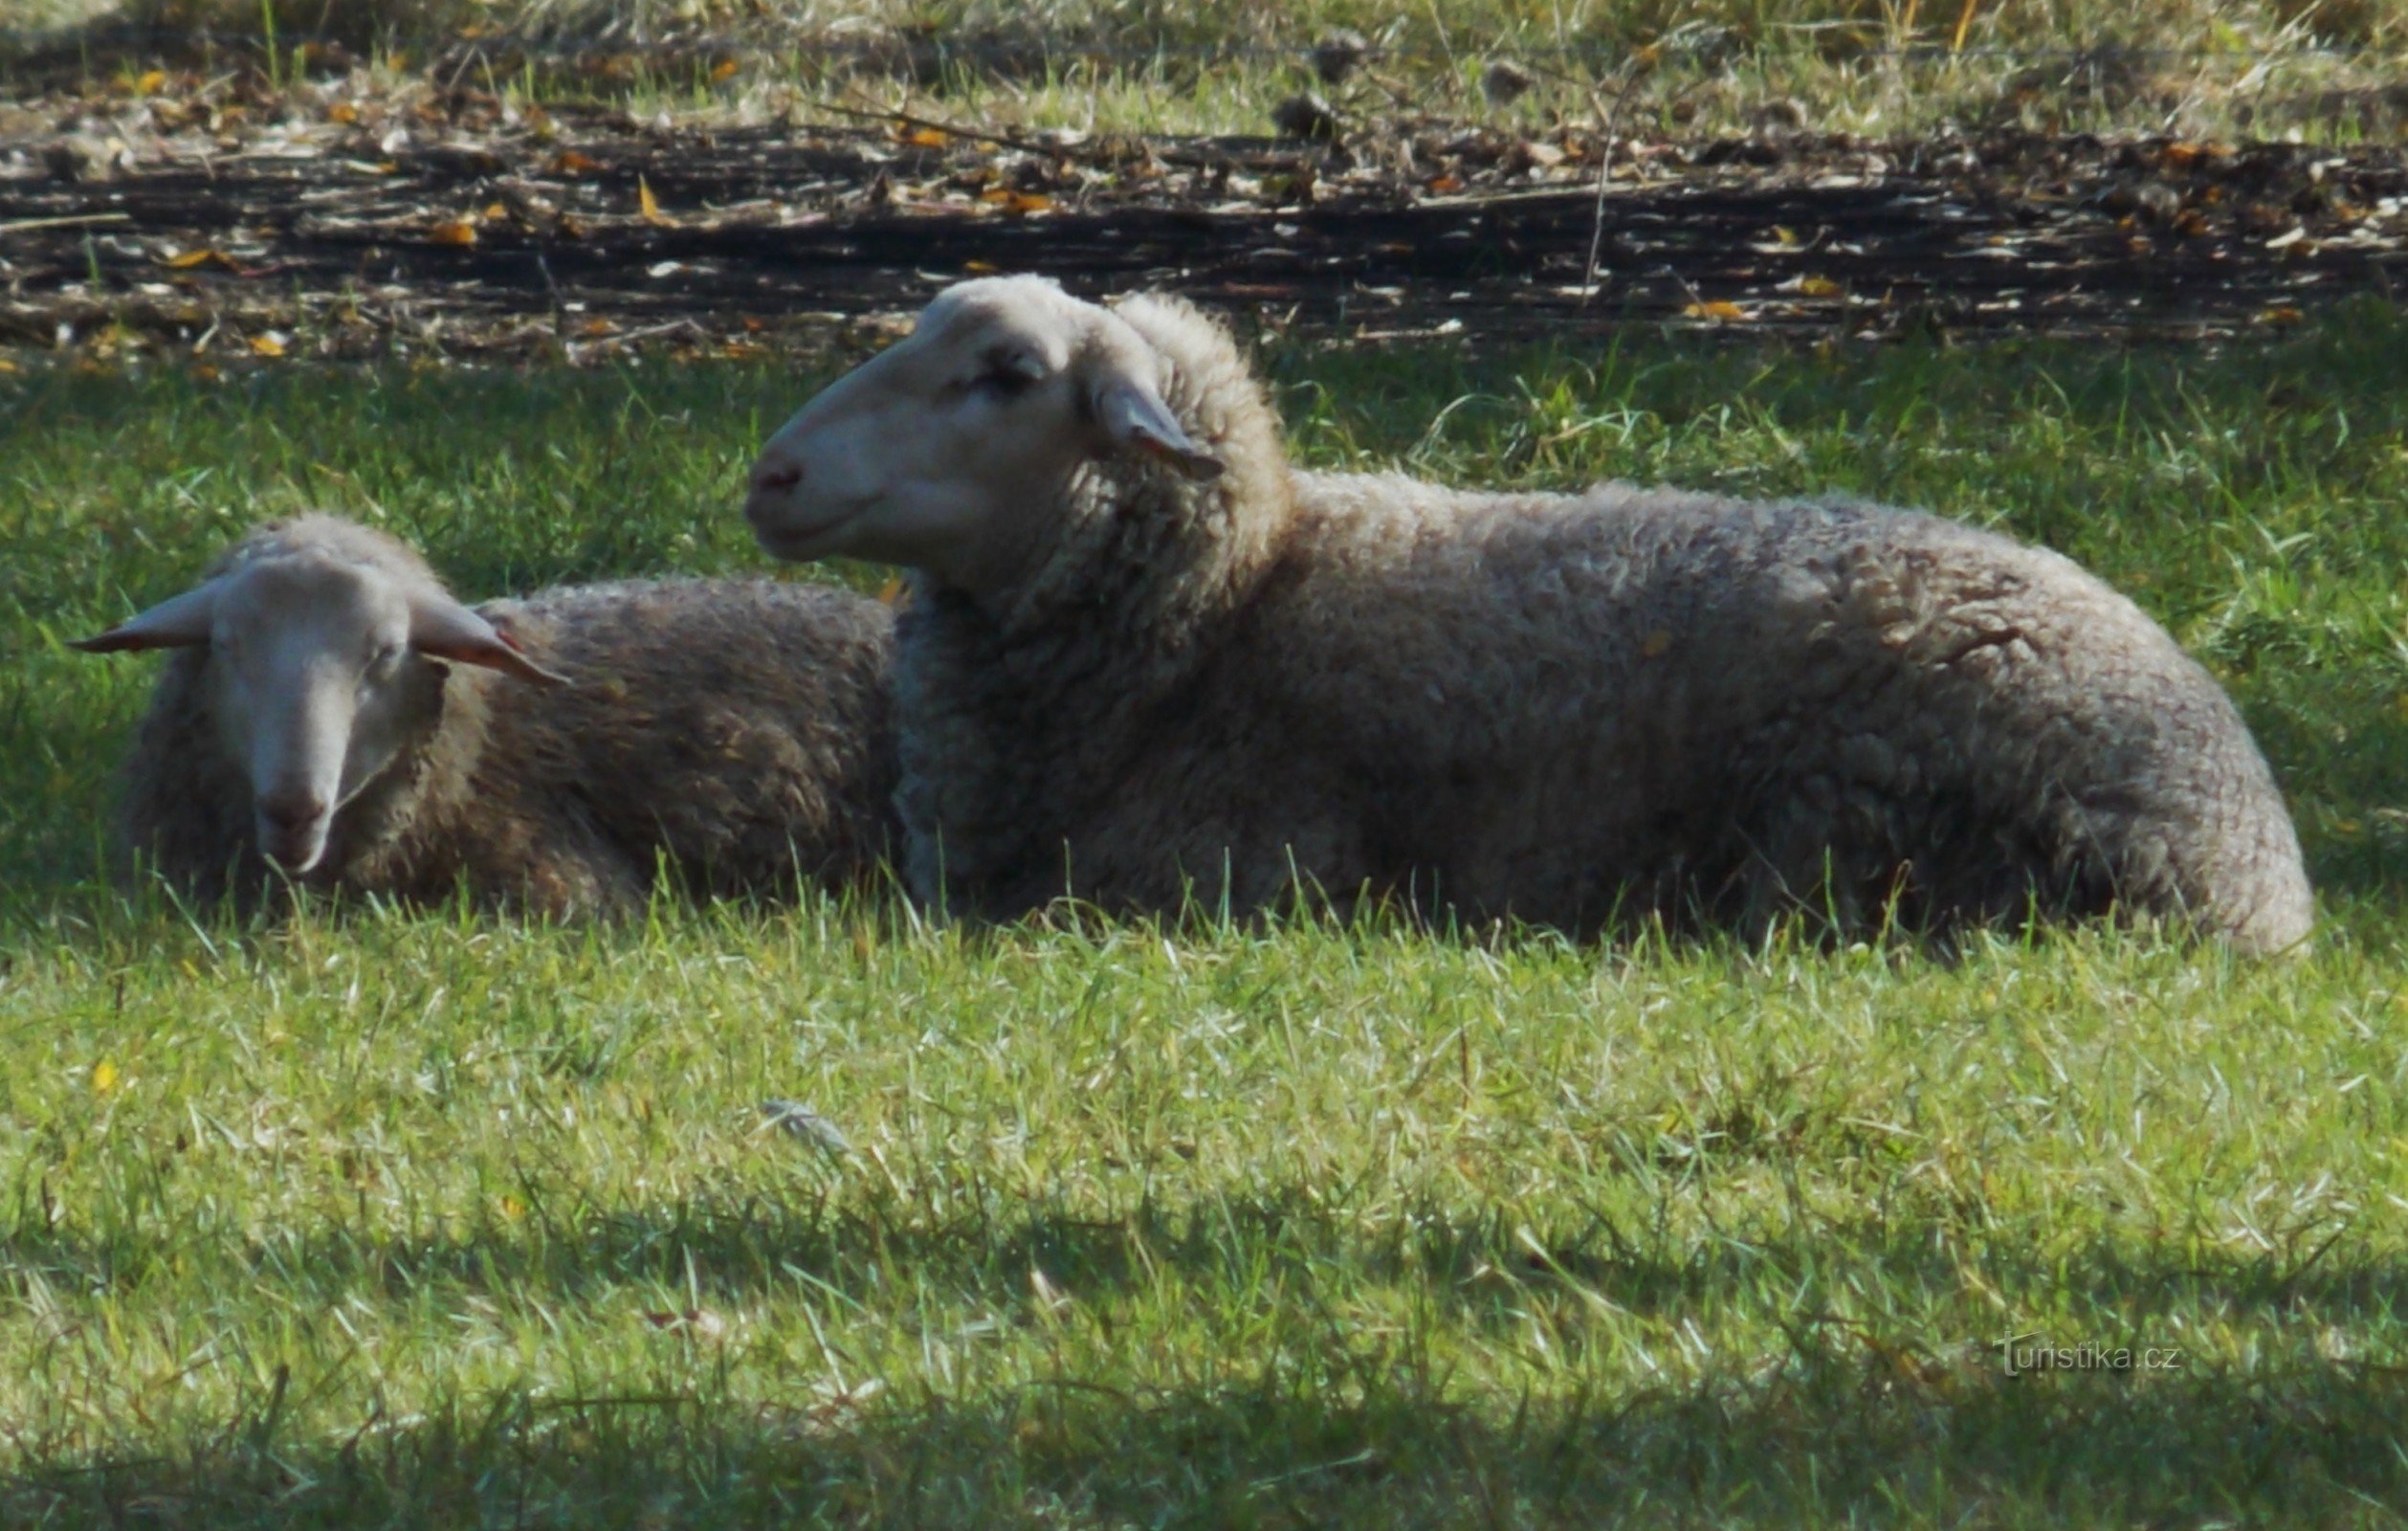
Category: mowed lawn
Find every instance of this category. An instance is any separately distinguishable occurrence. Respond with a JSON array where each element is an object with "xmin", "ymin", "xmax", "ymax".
[{"xmin": 3, "ymin": 314, "xmax": 2408, "ymax": 1526}]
